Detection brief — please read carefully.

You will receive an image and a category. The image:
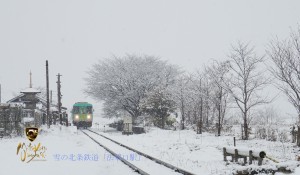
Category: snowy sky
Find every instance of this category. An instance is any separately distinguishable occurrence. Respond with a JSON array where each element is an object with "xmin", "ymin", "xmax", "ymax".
[{"xmin": 0, "ymin": 0, "xmax": 300, "ymax": 118}]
